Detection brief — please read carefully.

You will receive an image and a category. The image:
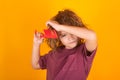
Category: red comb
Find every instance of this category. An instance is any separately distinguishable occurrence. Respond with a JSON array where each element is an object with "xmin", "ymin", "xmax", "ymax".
[
  {"xmin": 35, "ymin": 29, "xmax": 58, "ymax": 39},
  {"xmin": 43, "ymin": 29, "xmax": 58, "ymax": 38}
]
